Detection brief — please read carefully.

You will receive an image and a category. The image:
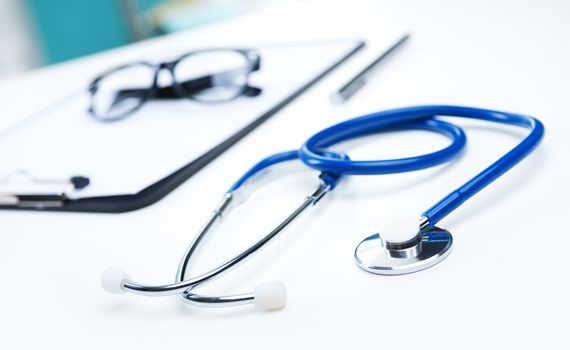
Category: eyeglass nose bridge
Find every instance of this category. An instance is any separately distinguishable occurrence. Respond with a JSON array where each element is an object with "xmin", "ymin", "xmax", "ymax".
[
  {"xmin": 150, "ymin": 62, "xmax": 179, "ymax": 91},
  {"xmin": 157, "ymin": 61, "xmax": 176, "ymax": 70}
]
